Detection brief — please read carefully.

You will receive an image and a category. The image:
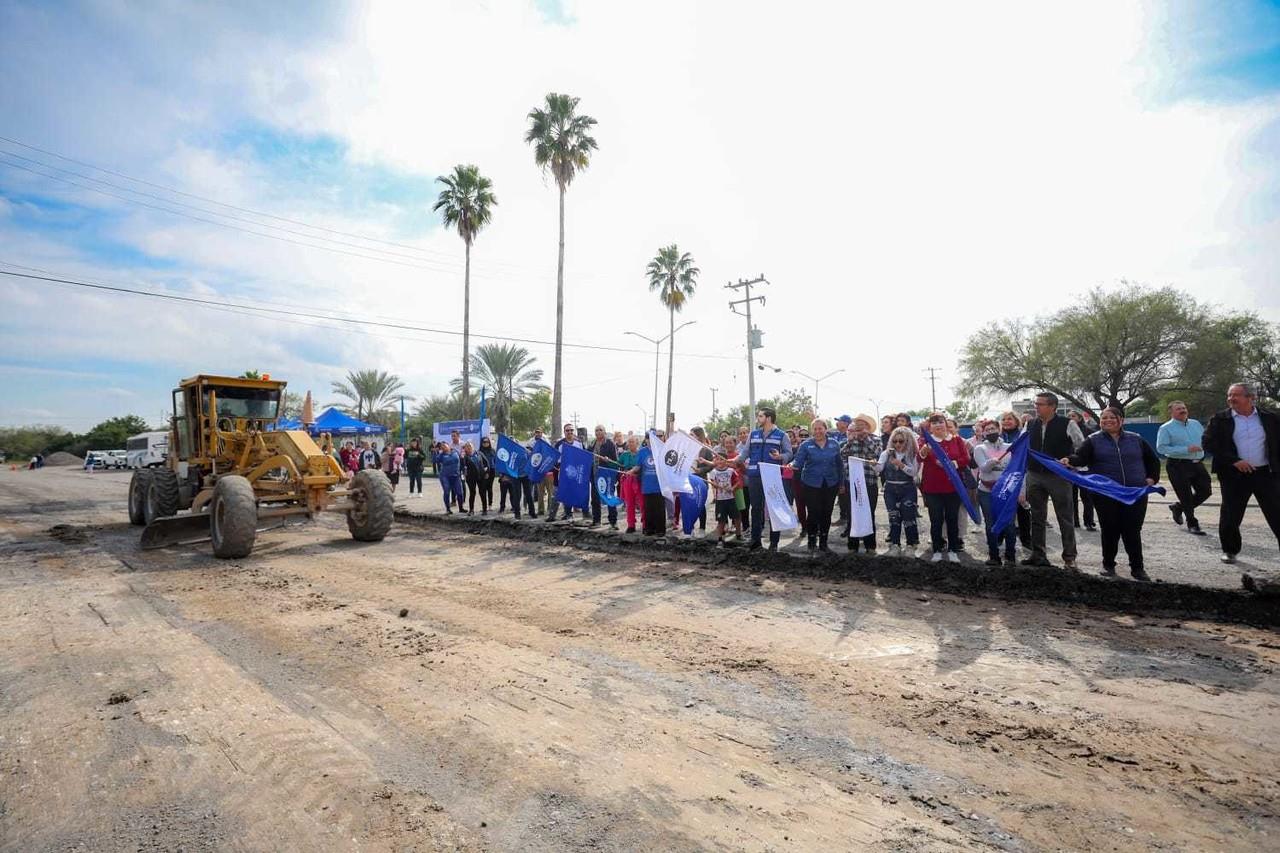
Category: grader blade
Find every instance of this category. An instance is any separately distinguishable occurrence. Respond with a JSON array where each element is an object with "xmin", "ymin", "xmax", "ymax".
[{"xmin": 140, "ymin": 514, "xmax": 212, "ymax": 549}]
